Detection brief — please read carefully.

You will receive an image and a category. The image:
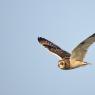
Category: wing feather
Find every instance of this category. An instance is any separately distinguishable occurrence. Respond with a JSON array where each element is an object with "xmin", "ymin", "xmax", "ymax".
[
  {"xmin": 70, "ymin": 33, "xmax": 95, "ymax": 61},
  {"xmin": 38, "ymin": 37, "xmax": 70, "ymax": 59}
]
